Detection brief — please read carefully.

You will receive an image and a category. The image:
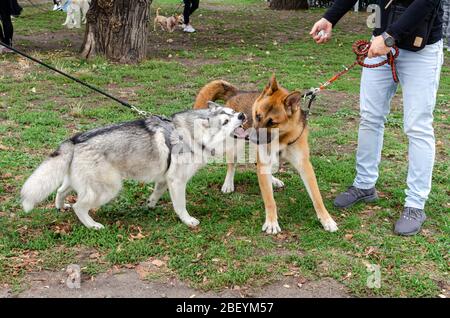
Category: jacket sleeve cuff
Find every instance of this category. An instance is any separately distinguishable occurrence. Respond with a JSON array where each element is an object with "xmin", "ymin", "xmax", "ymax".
[
  {"xmin": 385, "ymin": 26, "xmax": 400, "ymax": 42},
  {"xmin": 322, "ymin": 12, "xmax": 340, "ymax": 27}
]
